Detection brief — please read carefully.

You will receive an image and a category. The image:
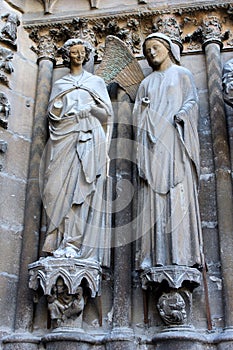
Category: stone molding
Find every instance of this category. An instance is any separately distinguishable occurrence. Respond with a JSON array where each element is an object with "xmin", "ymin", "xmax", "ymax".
[
  {"xmin": 26, "ymin": 1, "xmax": 233, "ymax": 21},
  {"xmin": 23, "ymin": 3, "xmax": 233, "ymax": 63}
]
